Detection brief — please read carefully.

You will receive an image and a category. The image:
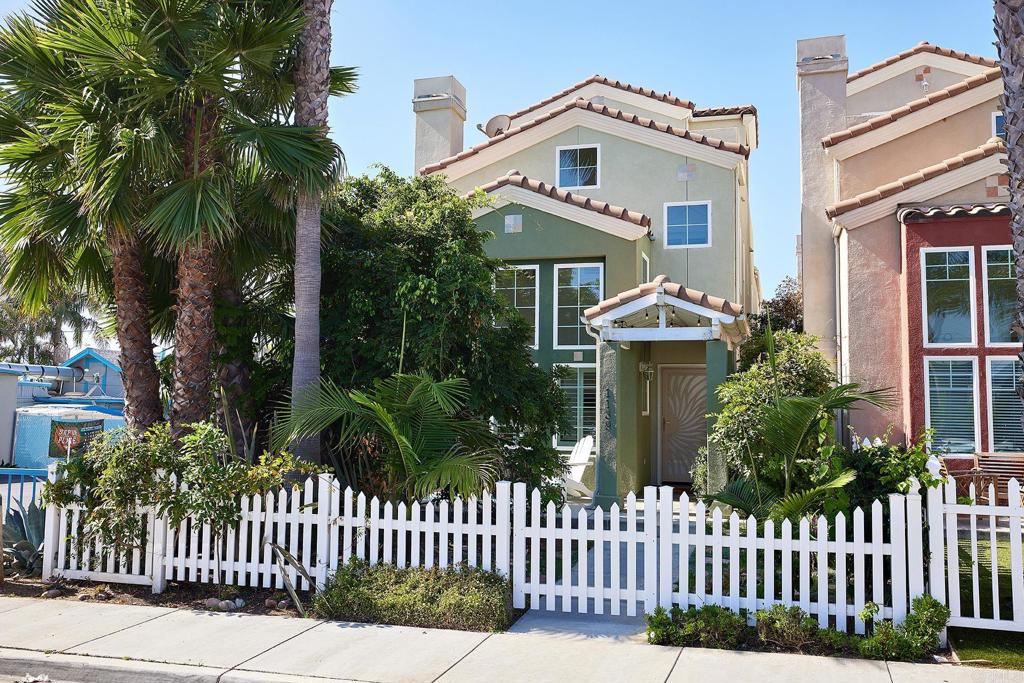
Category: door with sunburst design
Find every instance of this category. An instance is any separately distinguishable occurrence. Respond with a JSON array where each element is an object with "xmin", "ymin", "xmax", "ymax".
[{"xmin": 658, "ymin": 366, "xmax": 708, "ymax": 484}]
